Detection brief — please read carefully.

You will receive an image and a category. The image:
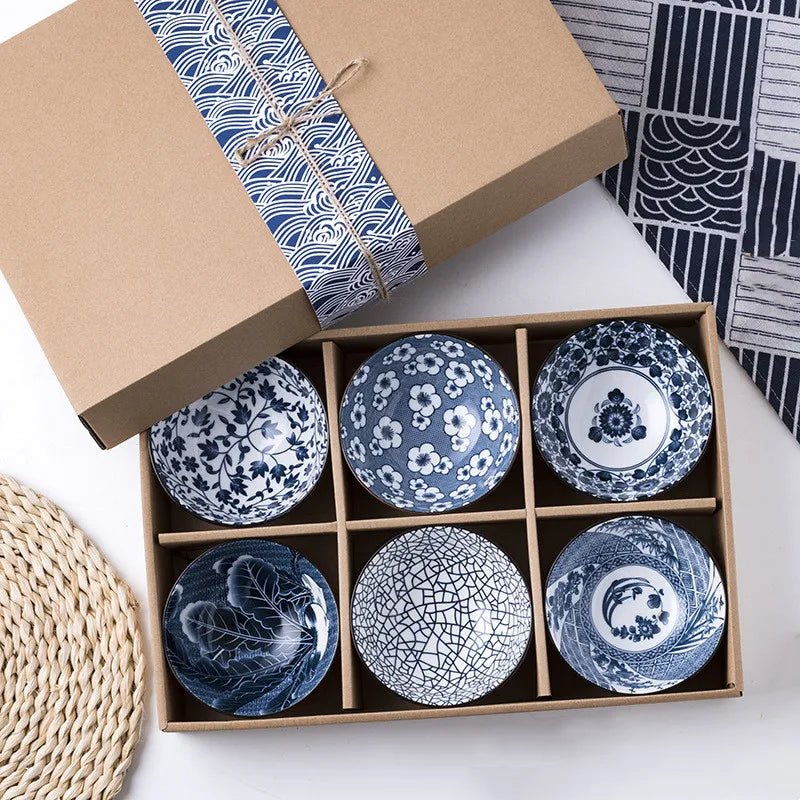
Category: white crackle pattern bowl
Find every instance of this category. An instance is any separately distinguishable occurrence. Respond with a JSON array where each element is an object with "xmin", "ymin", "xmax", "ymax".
[{"xmin": 351, "ymin": 526, "xmax": 532, "ymax": 706}]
